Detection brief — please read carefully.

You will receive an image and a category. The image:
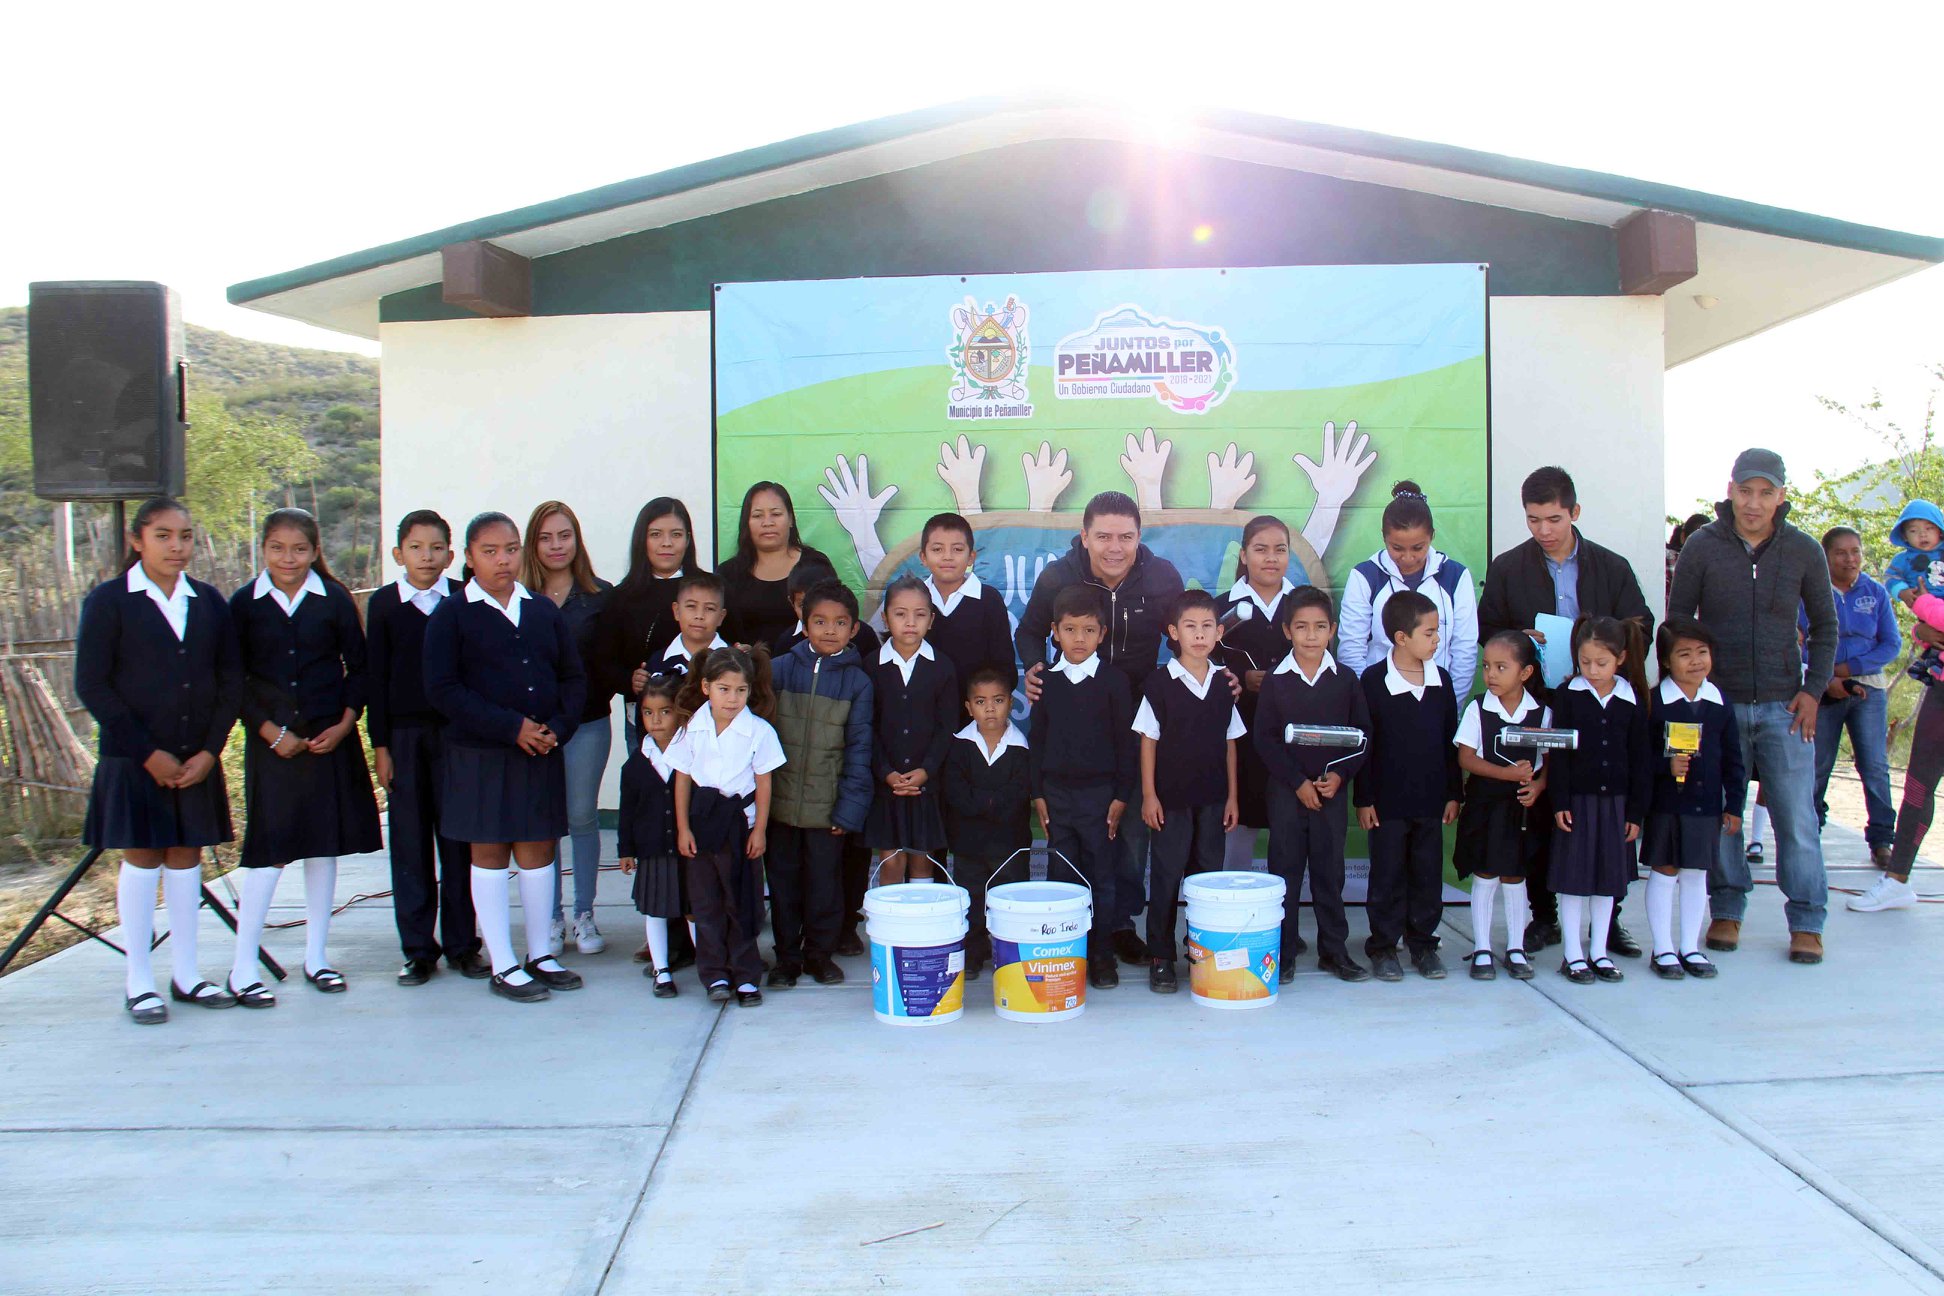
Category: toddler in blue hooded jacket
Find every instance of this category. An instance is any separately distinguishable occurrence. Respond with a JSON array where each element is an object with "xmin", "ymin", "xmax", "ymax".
[{"xmin": 1887, "ymin": 500, "xmax": 1944, "ymax": 683}]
